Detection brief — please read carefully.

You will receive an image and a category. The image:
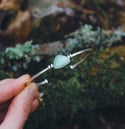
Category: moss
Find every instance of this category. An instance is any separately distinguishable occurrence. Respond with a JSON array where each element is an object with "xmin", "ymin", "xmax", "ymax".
[
  {"xmin": 24, "ymin": 47, "xmax": 125, "ymax": 129},
  {"xmin": 1, "ymin": 25, "xmax": 125, "ymax": 129},
  {"xmin": 1, "ymin": 42, "xmax": 125, "ymax": 129}
]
